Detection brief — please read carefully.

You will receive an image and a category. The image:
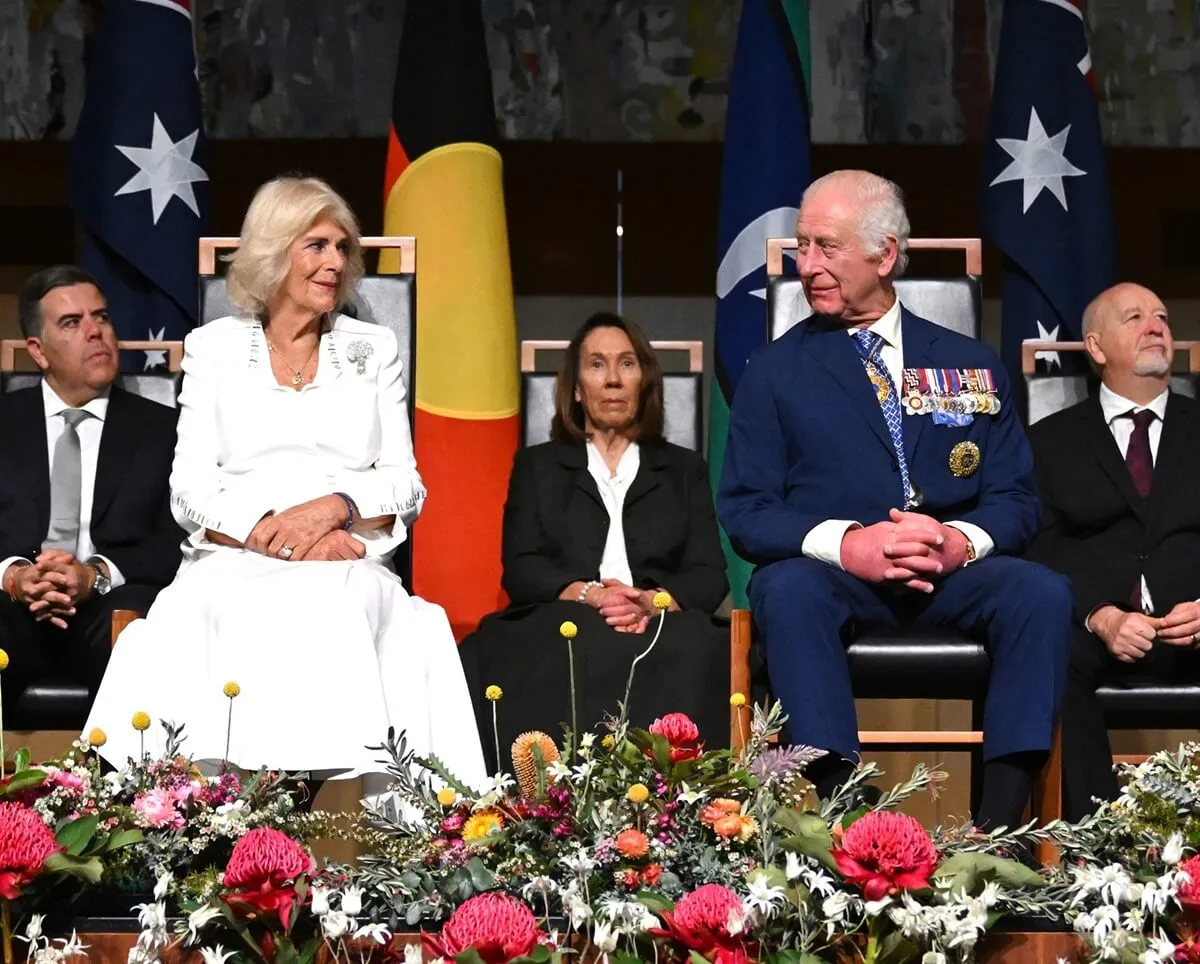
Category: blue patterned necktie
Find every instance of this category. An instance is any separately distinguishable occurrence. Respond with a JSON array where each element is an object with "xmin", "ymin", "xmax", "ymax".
[{"xmin": 852, "ymin": 329, "xmax": 912, "ymax": 505}]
